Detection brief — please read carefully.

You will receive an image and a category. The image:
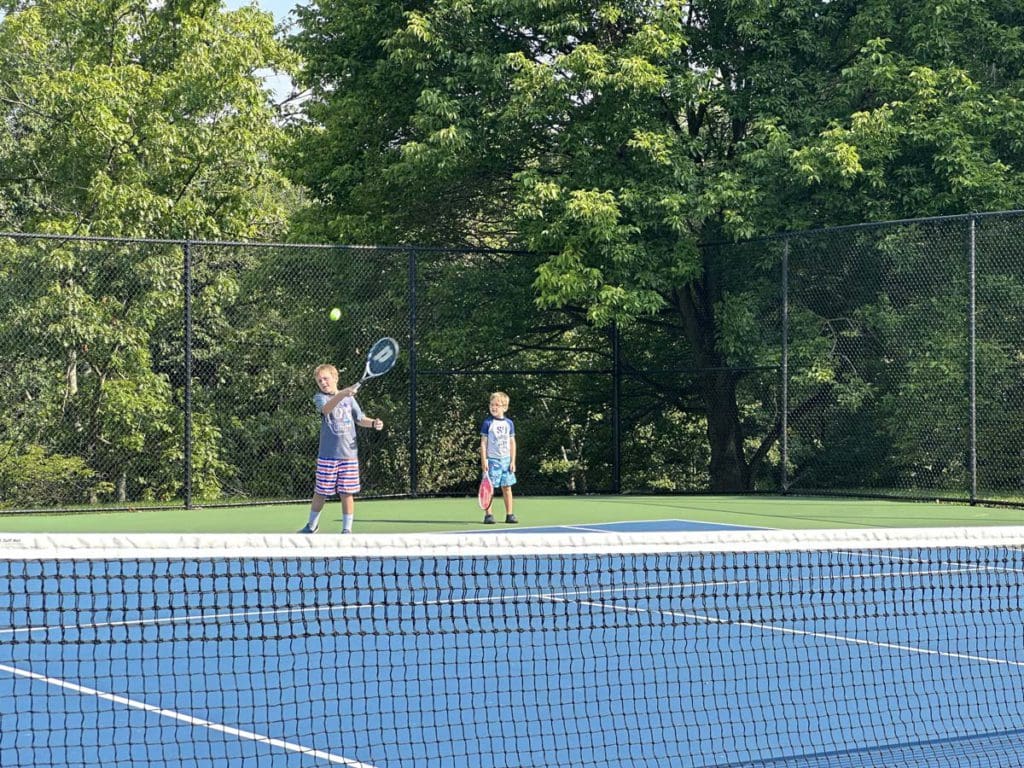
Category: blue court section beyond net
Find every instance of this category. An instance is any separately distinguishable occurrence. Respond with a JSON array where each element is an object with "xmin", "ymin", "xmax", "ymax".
[{"xmin": 3, "ymin": 526, "xmax": 1024, "ymax": 767}]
